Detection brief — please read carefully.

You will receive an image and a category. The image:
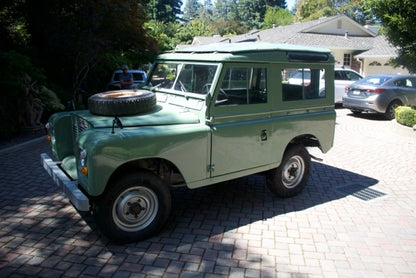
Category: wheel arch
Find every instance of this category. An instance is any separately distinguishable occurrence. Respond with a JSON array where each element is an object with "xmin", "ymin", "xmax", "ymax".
[
  {"xmin": 287, "ymin": 134, "xmax": 322, "ymax": 150},
  {"xmin": 104, "ymin": 157, "xmax": 186, "ymax": 195}
]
